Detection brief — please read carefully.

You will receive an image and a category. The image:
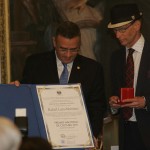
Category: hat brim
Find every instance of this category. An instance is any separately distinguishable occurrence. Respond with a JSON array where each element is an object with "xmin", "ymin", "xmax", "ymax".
[{"xmin": 108, "ymin": 20, "xmax": 132, "ymax": 28}]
